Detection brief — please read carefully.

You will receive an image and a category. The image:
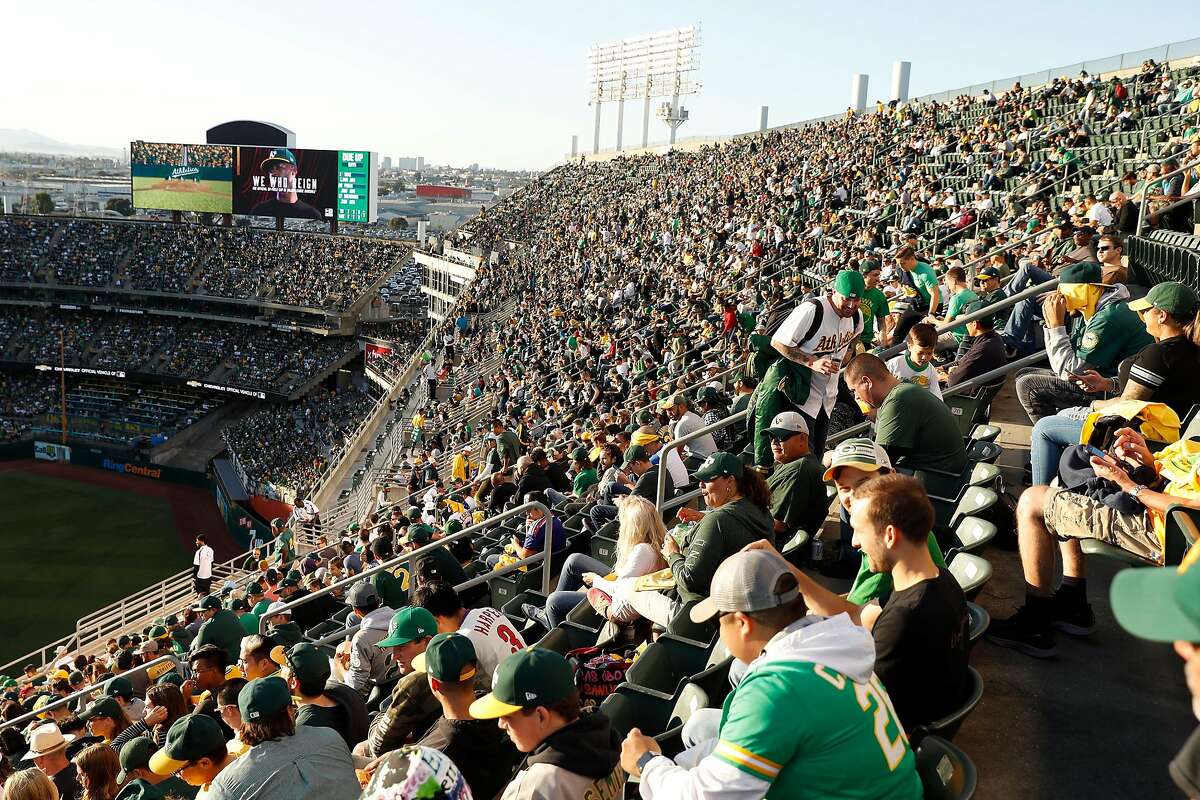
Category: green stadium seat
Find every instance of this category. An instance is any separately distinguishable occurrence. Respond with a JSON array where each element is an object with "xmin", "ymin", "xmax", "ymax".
[
  {"xmin": 781, "ymin": 529, "xmax": 810, "ymax": 566},
  {"xmin": 966, "ymin": 462, "xmax": 1001, "ymax": 490},
  {"xmin": 965, "ymin": 602, "xmax": 989, "ymax": 650},
  {"xmin": 625, "ymin": 635, "xmax": 714, "ymax": 698},
  {"xmin": 654, "ymin": 682, "xmax": 712, "ymax": 757},
  {"xmin": 967, "ymin": 424, "xmax": 1000, "ymax": 444},
  {"xmin": 949, "ymin": 553, "xmax": 992, "ymax": 600},
  {"xmin": 565, "ymin": 599, "xmax": 605, "ymax": 633},
  {"xmin": 590, "ymin": 532, "xmax": 619, "ymax": 566},
  {"xmin": 532, "ymin": 621, "xmax": 598, "ymax": 654},
  {"xmin": 948, "ymin": 487, "xmax": 999, "ymax": 531},
  {"xmin": 950, "ymin": 516, "xmax": 997, "ymax": 556},
  {"xmin": 915, "ymin": 735, "xmax": 978, "ymax": 800},
  {"xmin": 667, "ymin": 599, "xmax": 719, "ymax": 644},
  {"xmin": 965, "ymin": 440, "xmax": 1002, "ymax": 464},
  {"xmin": 913, "ymin": 666, "xmax": 984, "ymax": 742},
  {"xmin": 599, "ymin": 683, "xmax": 677, "ymax": 737}
]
